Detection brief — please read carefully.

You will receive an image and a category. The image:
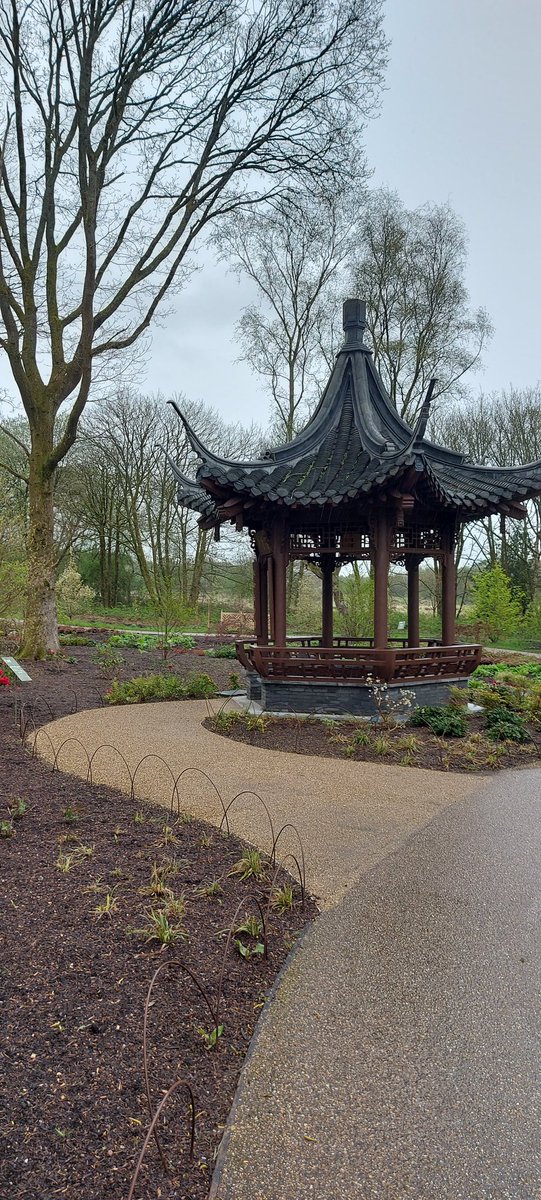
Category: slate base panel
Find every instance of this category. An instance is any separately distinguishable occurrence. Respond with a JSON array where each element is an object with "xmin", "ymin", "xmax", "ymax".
[{"xmin": 249, "ymin": 676, "xmax": 469, "ymax": 717}]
